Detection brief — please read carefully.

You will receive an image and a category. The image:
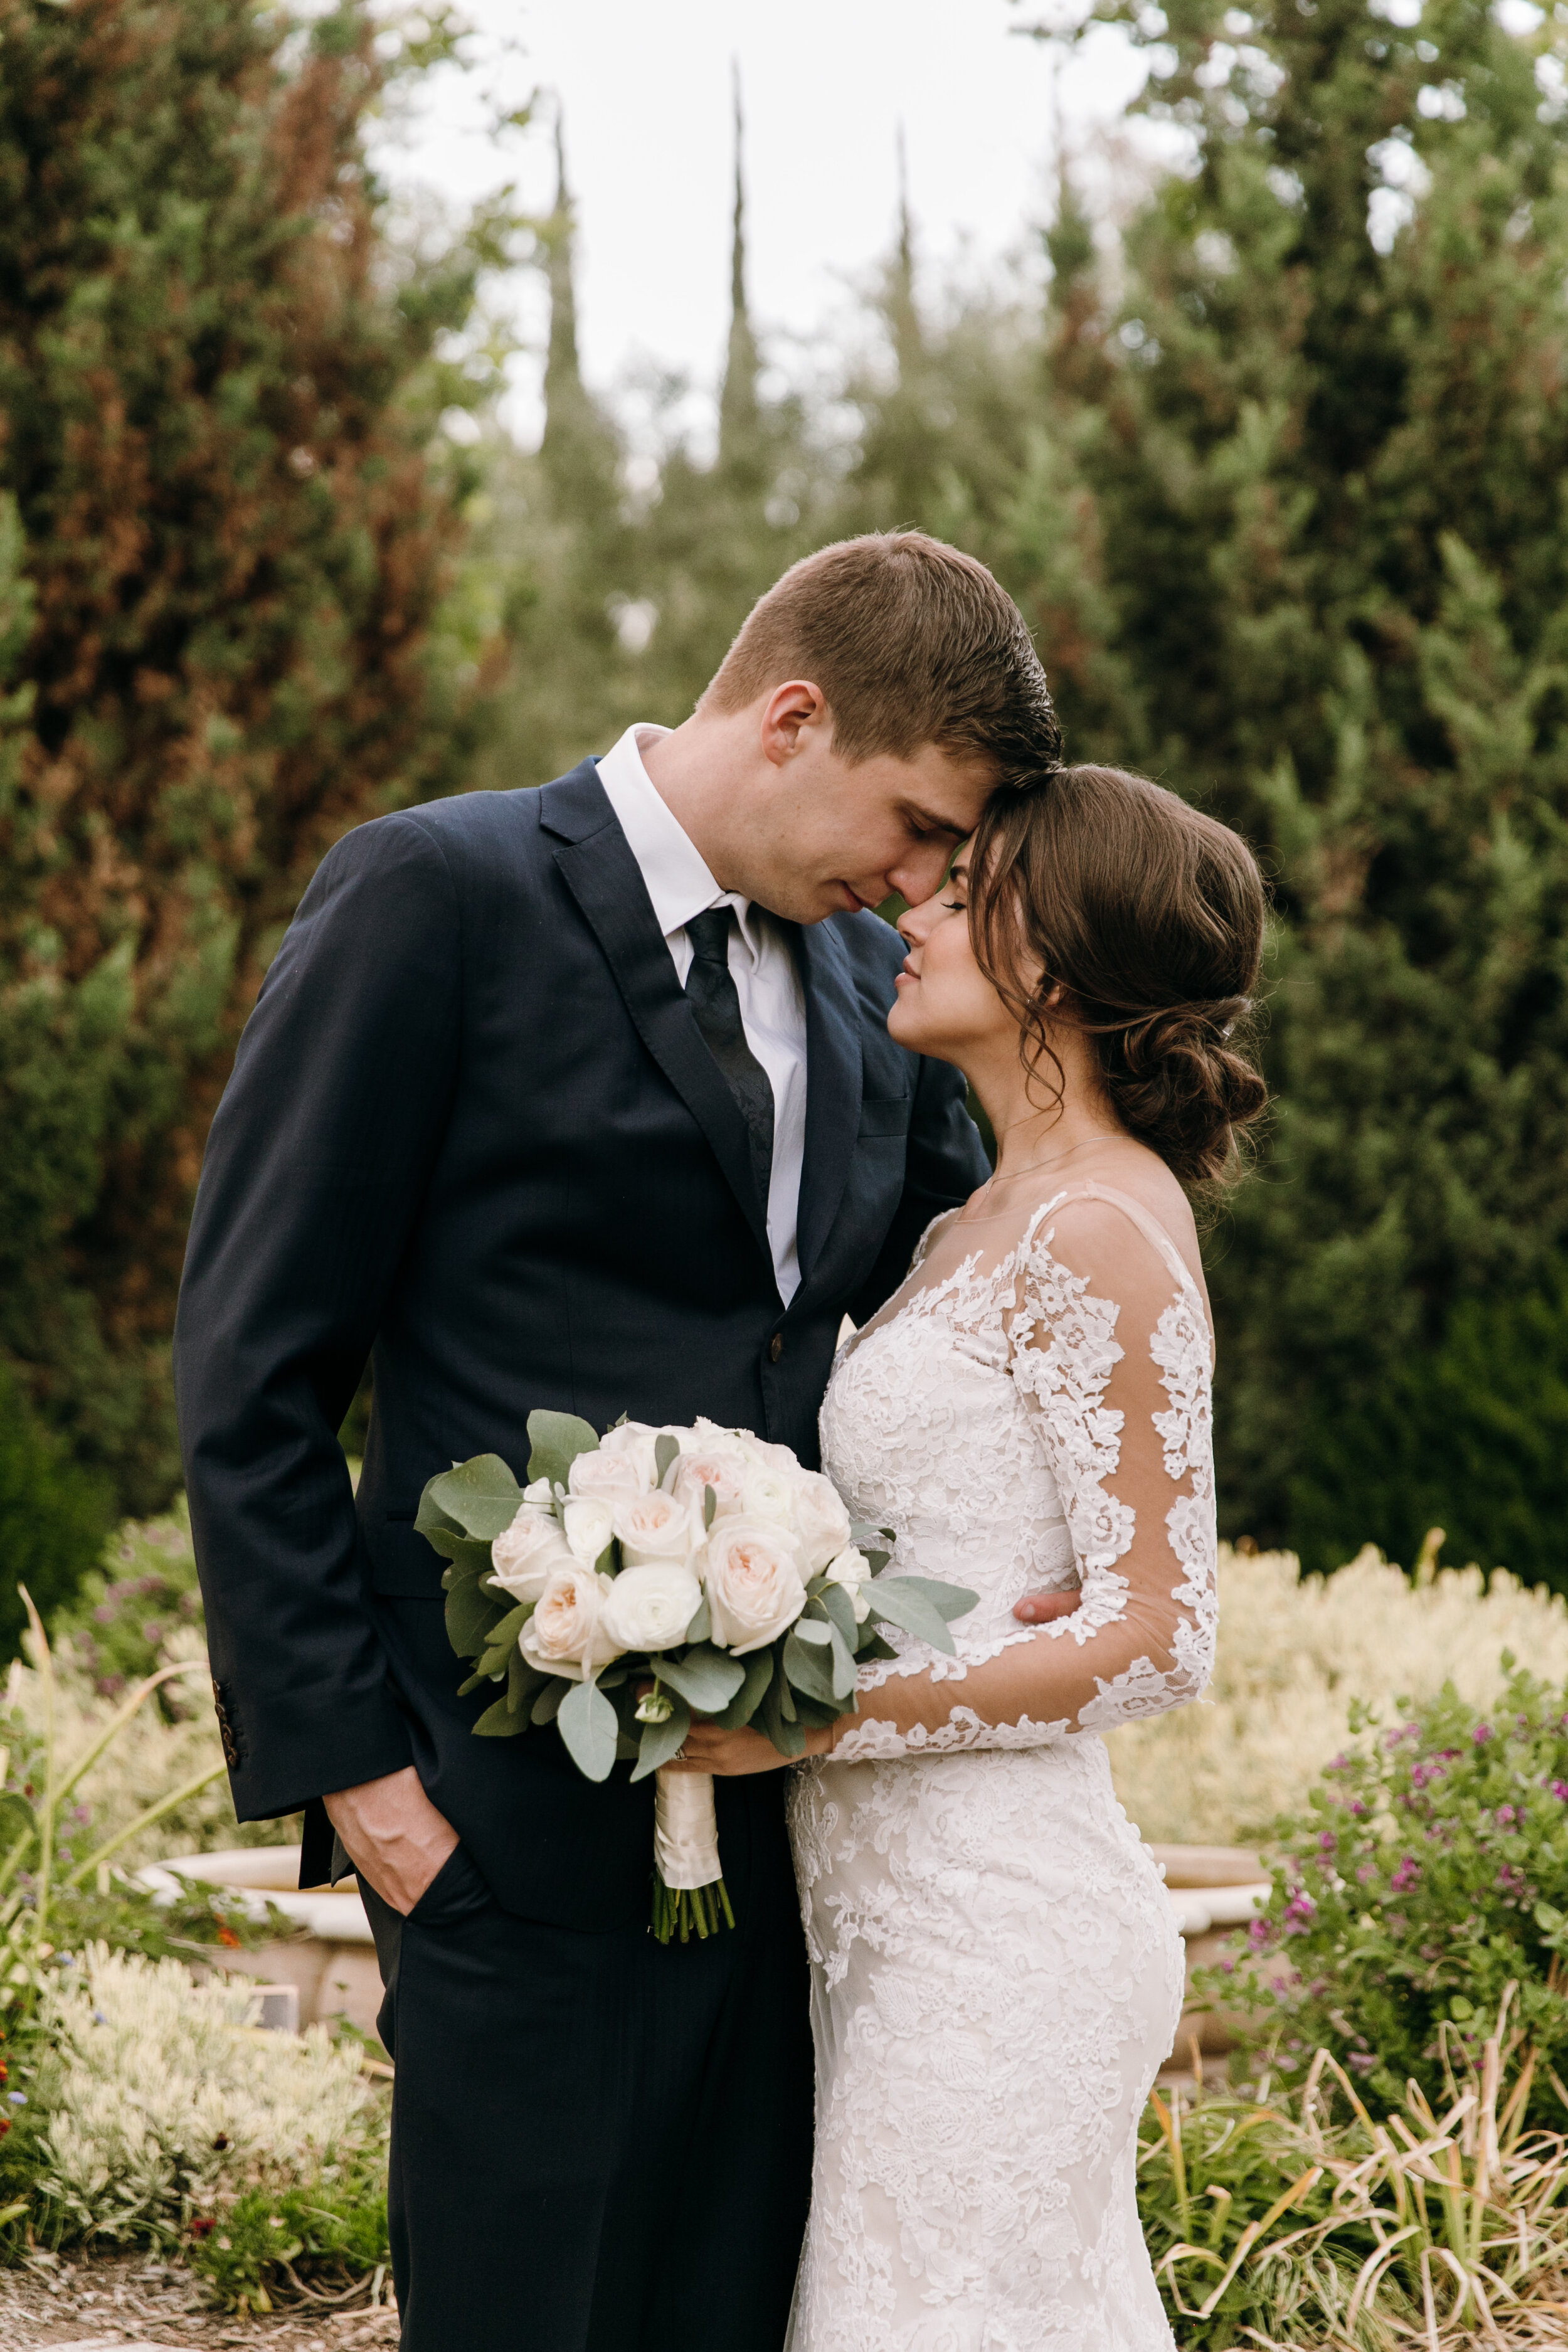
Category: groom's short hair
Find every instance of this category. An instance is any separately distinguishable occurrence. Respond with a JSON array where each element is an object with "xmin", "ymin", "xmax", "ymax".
[{"xmin": 699, "ymin": 531, "xmax": 1061, "ymax": 782}]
